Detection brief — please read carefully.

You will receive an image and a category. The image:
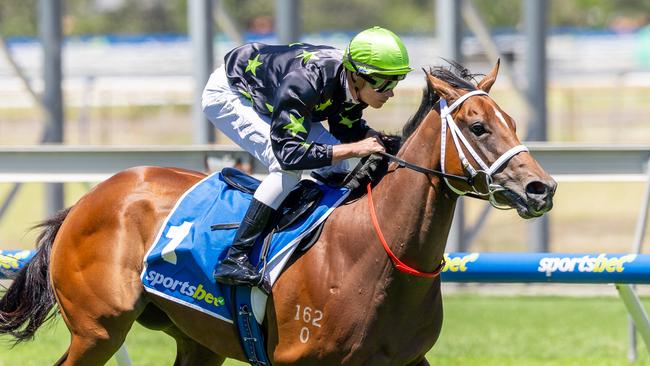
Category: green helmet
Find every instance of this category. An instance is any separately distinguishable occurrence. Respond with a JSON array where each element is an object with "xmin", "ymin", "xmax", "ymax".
[{"xmin": 343, "ymin": 26, "xmax": 412, "ymax": 77}]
